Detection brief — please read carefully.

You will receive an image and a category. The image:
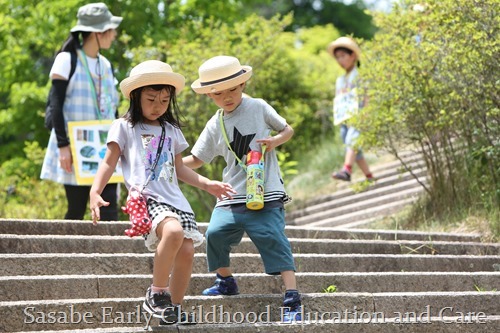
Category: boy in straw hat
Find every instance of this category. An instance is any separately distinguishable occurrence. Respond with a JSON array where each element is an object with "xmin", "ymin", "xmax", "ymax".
[
  {"xmin": 183, "ymin": 55, "xmax": 302, "ymax": 322},
  {"xmin": 327, "ymin": 36, "xmax": 375, "ymax": 182},
  {"xmin": 90, "ymin": 60, "xmax": 235, "ymax": 324}
]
